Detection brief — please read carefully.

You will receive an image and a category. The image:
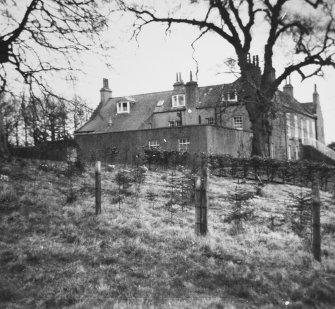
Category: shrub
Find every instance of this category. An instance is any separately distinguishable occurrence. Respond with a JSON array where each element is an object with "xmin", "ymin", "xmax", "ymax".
[{"xmin": 0, "ymin": 183, "xmax": 17, "ymax": 203}]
